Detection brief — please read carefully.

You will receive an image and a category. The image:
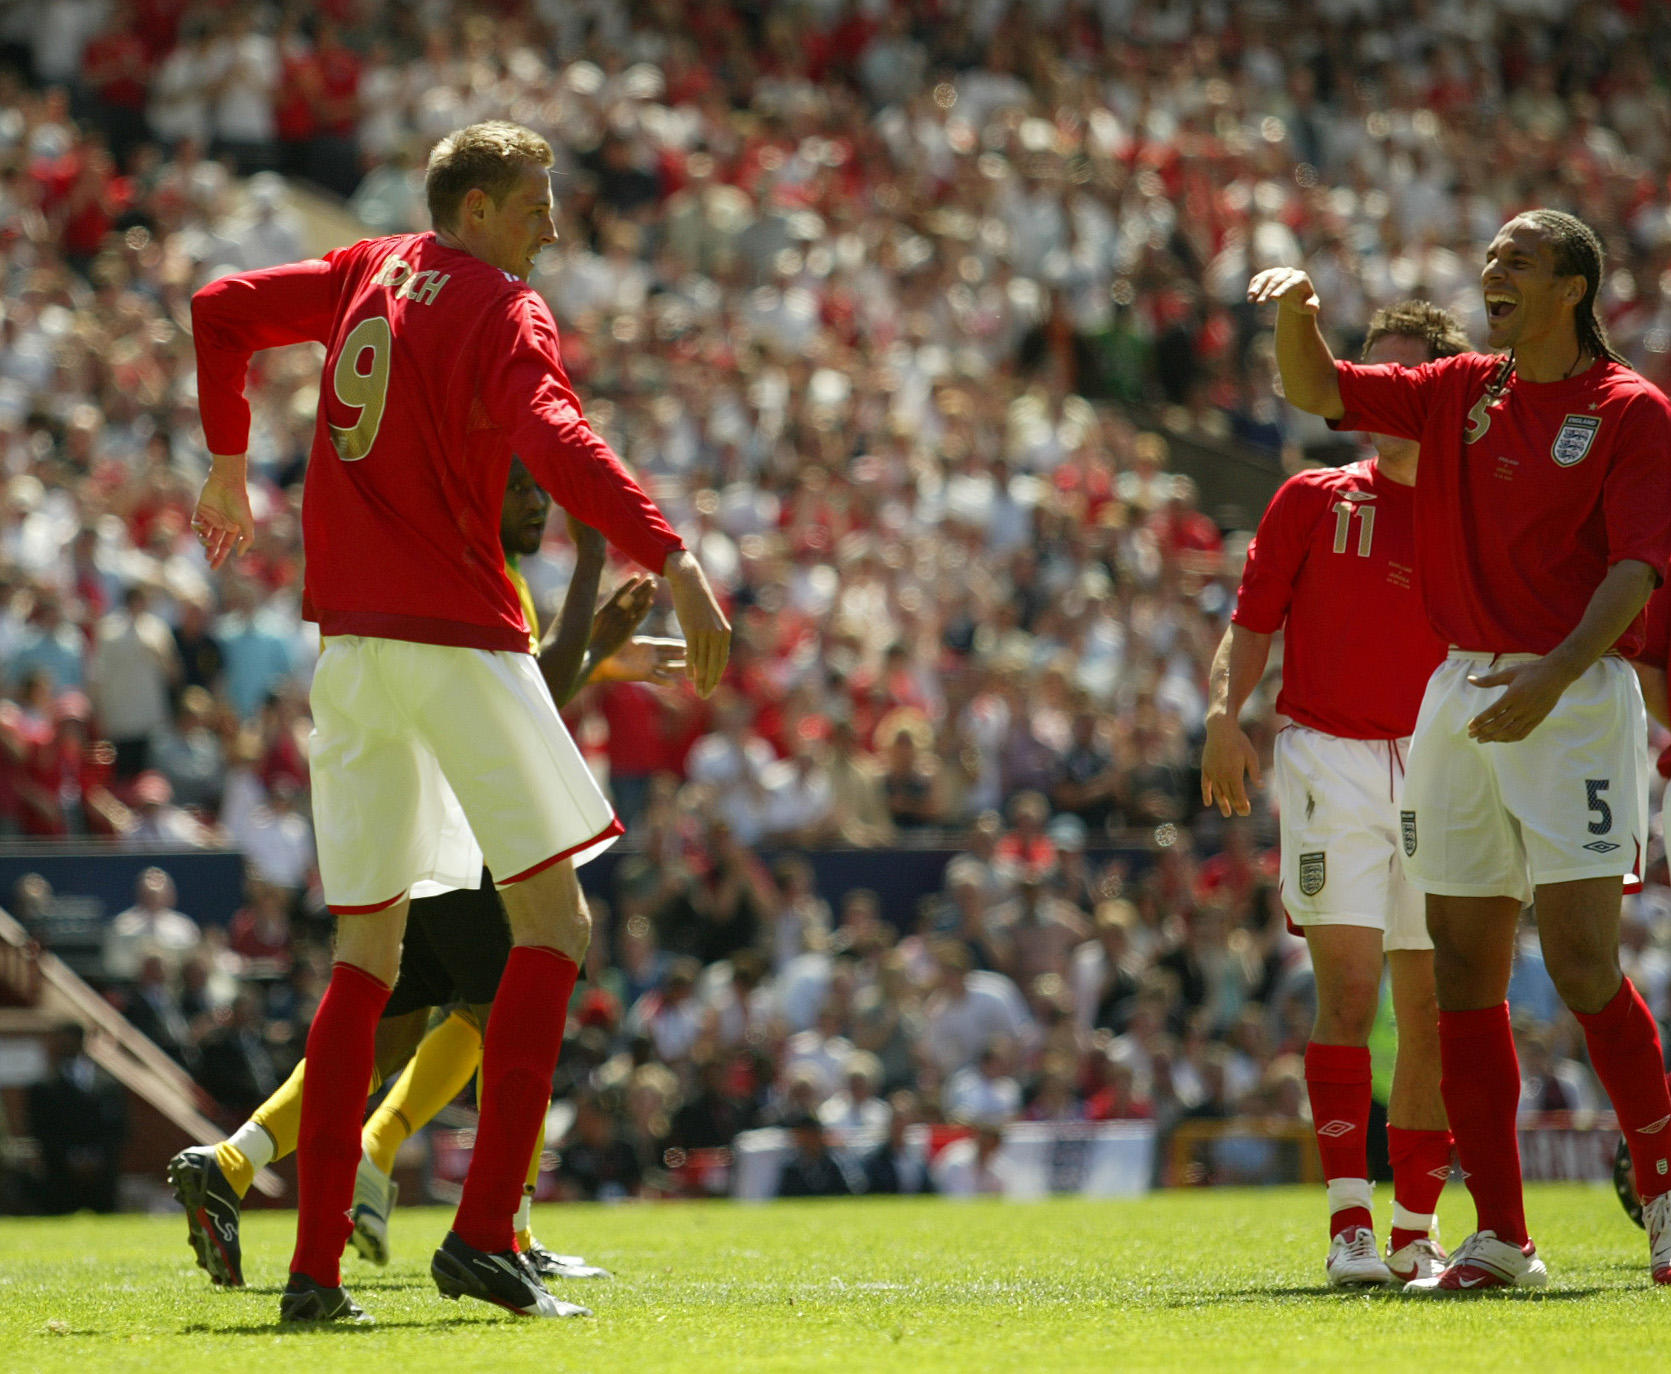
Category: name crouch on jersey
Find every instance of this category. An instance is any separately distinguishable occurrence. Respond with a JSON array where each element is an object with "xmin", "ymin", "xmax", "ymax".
[{"xmin": 373, "ymin": 254, "xmax": 450, "ymax": 305}]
